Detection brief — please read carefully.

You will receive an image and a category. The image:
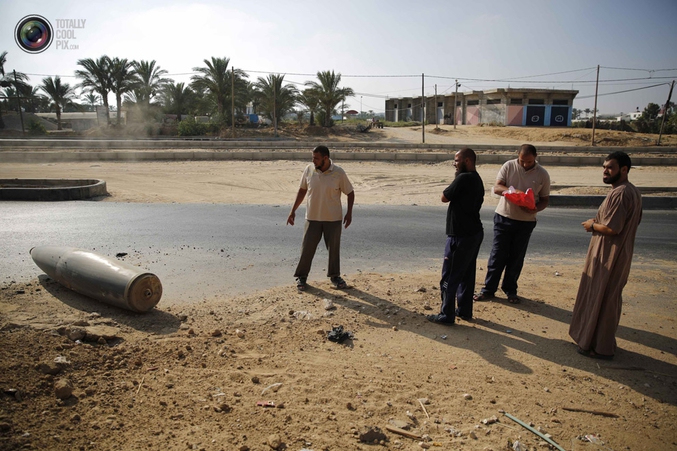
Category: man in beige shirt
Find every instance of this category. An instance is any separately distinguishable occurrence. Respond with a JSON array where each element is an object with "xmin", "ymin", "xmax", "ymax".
[
  {"xmin": 475, "ymin": 144, "xmax": 550, "ymax": 304},
  {"xmin": 287, "ymin": 145, "xmax": 355, "ymax": 291}
]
